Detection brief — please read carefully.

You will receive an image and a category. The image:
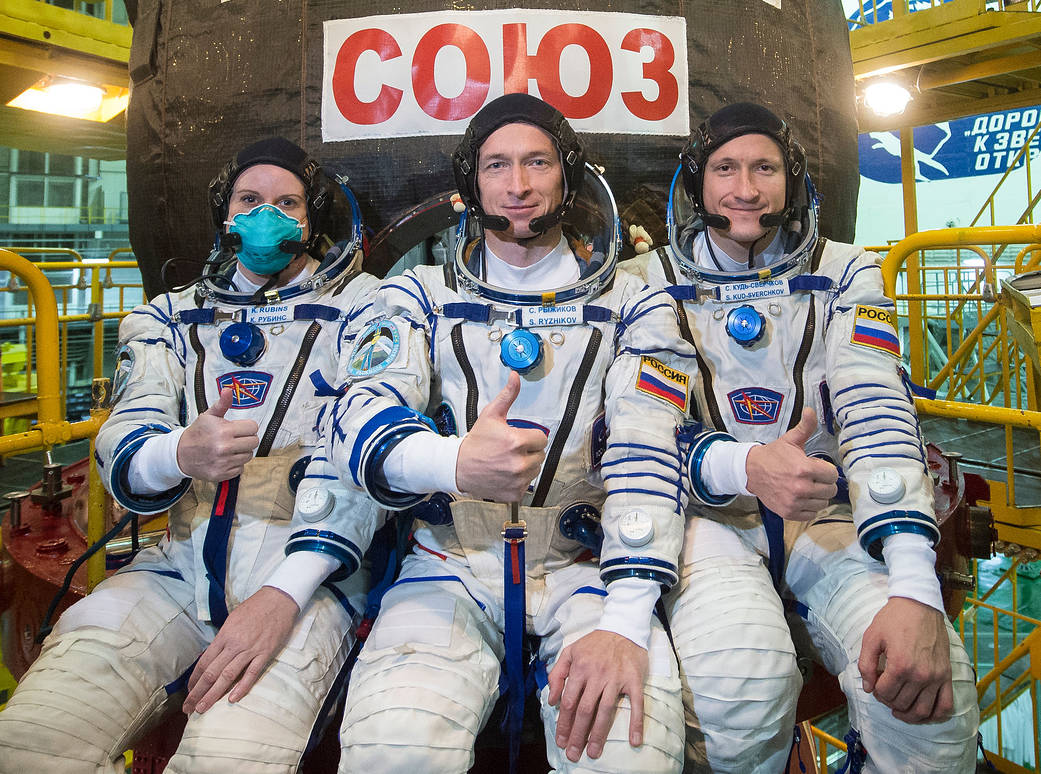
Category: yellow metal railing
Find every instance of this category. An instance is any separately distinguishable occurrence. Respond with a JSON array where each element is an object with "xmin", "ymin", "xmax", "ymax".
[
  {"xmin": 0, "ymin": 247, "xmax": 143, "ymax": 418},
  {"xmin": 0, "ymin": 249, "xmax": 111, "ymax": 588},
  {"xmin": 848, "ymin": 0, "xmax": 1040, "ymax": 29},
  {"xmin": 880, "ymin": 226, "xmax": 1041, "ymax": 519},
  {"xmin": 962, "ymin": 558, "xmax": 1041, "ymax": 772}
]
